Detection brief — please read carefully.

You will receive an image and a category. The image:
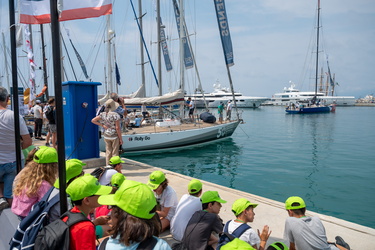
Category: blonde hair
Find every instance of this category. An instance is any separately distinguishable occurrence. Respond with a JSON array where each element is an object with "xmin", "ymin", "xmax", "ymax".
[{"xmin": 13, "ymin": 161, "xmax": 58, "ymax": 197}]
